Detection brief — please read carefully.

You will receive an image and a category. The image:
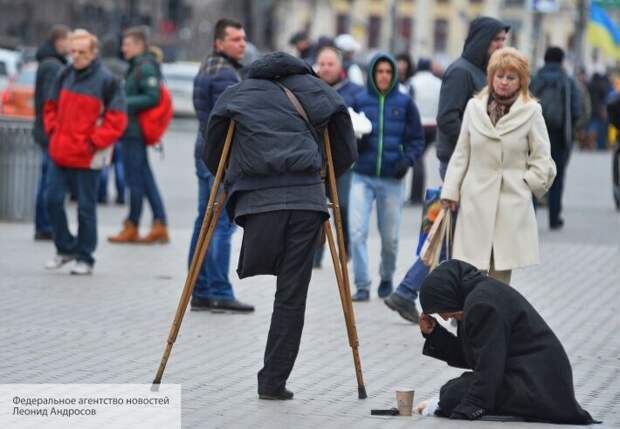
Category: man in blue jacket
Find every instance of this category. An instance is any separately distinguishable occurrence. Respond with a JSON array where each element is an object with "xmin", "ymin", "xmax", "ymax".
[
  {"xmin": 350, "ymin": 53, "xmax": 425, "ymax": 302},
  {"xmin": 189, "ymin": 18, "xmax": 253, "ymax": 313}
]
